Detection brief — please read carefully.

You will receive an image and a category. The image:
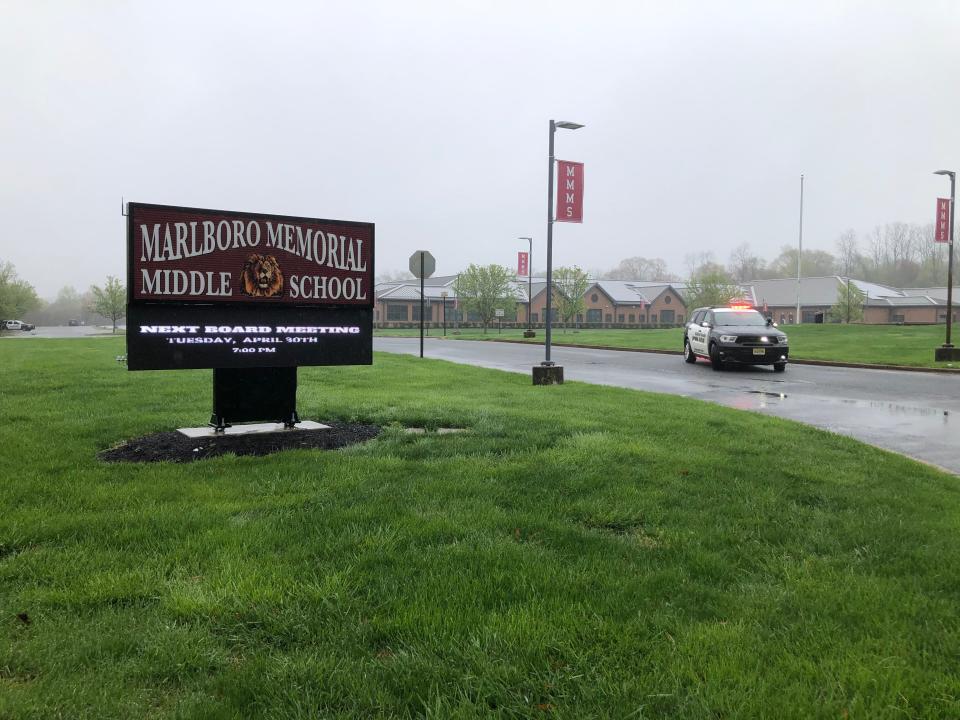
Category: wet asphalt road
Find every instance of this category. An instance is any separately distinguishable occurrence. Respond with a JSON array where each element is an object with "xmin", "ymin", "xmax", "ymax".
[
  {"xmin": 1, "ymin": 325, "xmax": 123, "ymax": 339},
  {"xmin": 375, "ymin": 337, "xmax": 960, "ymax": 475}
]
